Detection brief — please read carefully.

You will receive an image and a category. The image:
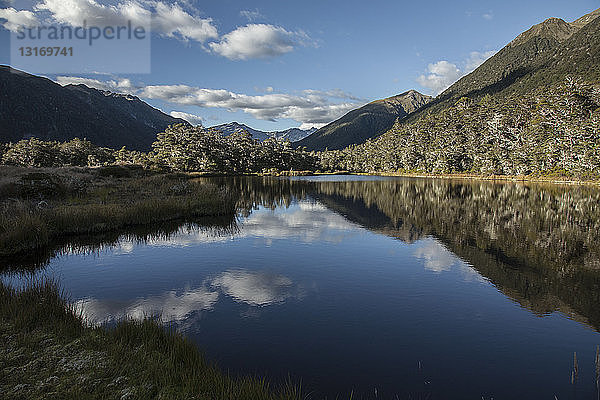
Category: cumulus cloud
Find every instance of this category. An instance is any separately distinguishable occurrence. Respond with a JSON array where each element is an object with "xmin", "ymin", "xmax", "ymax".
[
  {"xmin": 152, "ymin": 2, "xmax": 218, "ymax": 42},
  {"xmin": 34, "ymin": 0, "xmax": 151, "ymax": 28},
  {"xmin": 1, "ymin": 1, "xmax": 312, "ymax": 59},
  {"xmin": 417, "ymin": 61, "xmax": 462, "ymax": 95},
  {"xmin": 52, "ymin": 74, "xmax": 361, "ymax": 126},
  {"xmin": 209, "ymin": 24, "xmax": 310, "ymax": 60},
  {"xmin": 0, "ymin": 7, "xmax": 39, "ymax": 31},
  {"xmin": 417, "ymin": 50, "xmax": 496, "ymax": 95},
  {"xmin": 138, "ymin": 83, "xmax": 361, "ymax": 125},
  {"xmin": 170, "ymin": 111, "xmax": 203, "ymax": 126},
  {"xmin": 465, "ymin": 50, "xmax": 497, "ymax": 73},
  {"xmin": 10, "ymin": 0, "xmax": 217, "ymax": 43}
]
